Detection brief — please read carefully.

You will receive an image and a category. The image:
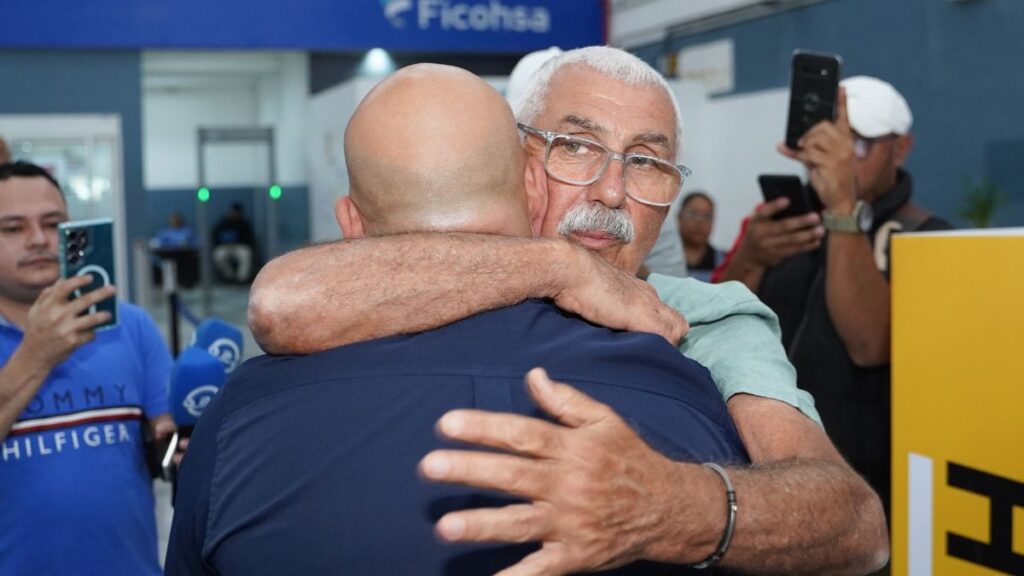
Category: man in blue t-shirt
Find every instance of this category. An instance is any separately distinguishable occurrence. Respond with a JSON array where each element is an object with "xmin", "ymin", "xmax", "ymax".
[
  {"xmin": 167, "ymin": 65, "xmax": 748, "ymax": 575},
  {"xmin": 0, "ymin": 161, "xmax": 174, "ymax": 575}
]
